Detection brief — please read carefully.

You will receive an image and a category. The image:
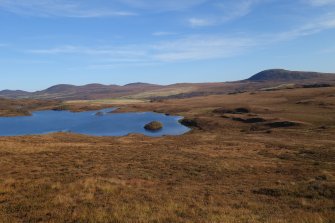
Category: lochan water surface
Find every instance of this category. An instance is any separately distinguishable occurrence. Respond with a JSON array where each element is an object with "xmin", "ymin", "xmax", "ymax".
[{"xmin": 0, "ymin": 108, "xmax": 190, "ymax": 137}]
